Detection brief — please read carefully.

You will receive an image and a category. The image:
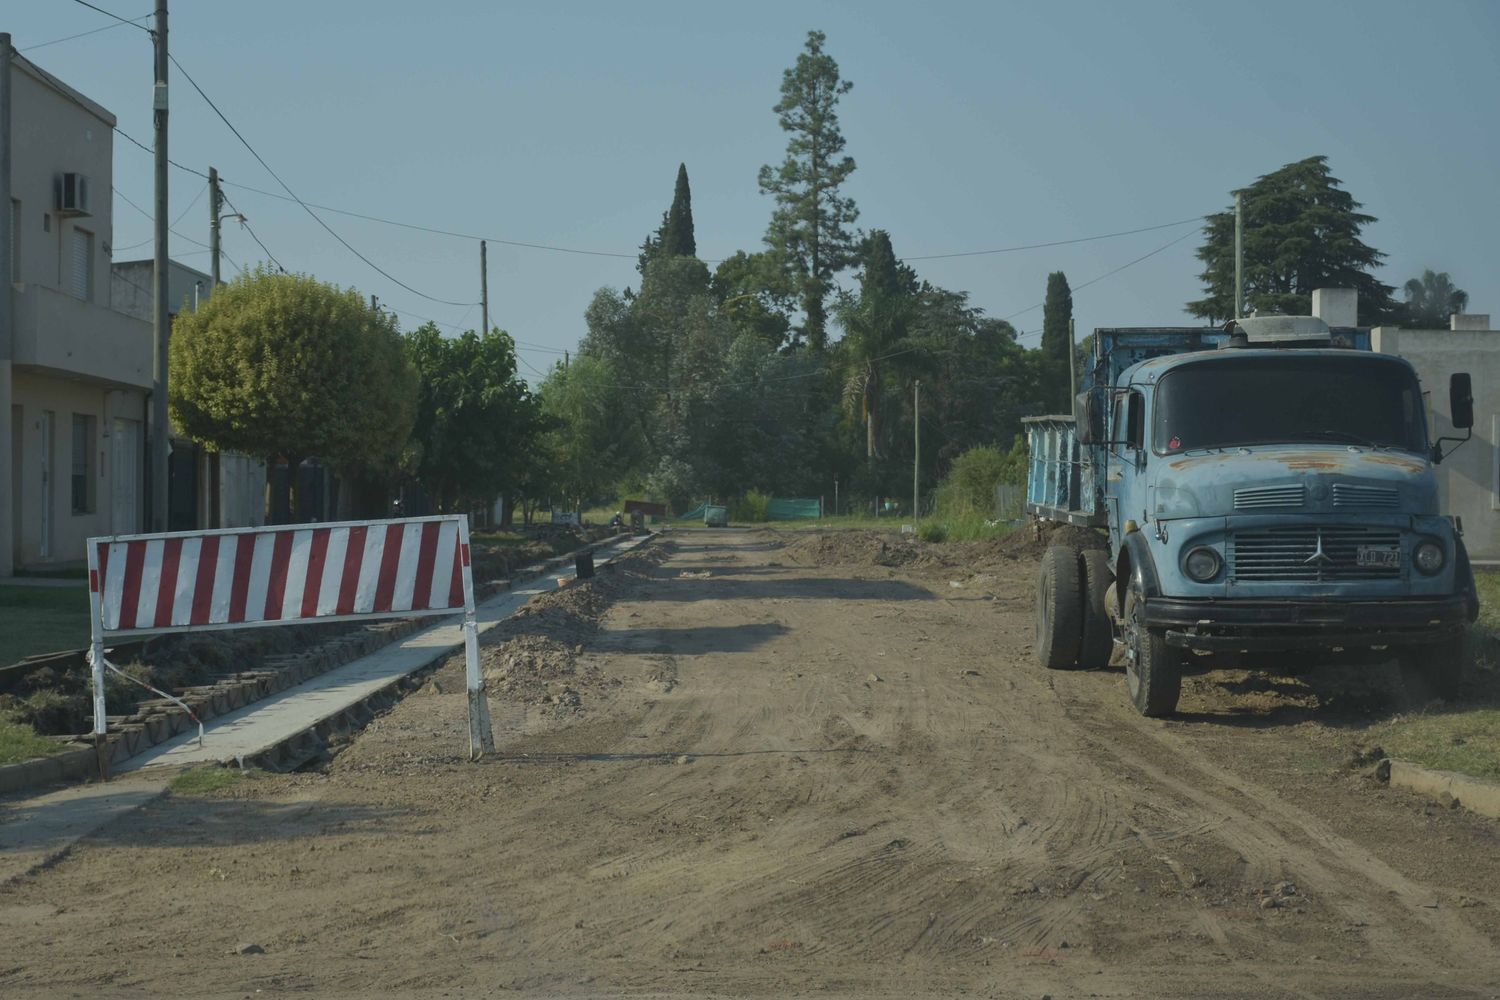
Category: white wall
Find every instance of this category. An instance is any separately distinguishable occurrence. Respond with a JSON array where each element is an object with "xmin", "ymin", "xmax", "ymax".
[{"xmin": 1372, "ymin": 326, "xmax": 1500, "ymax": 560}]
